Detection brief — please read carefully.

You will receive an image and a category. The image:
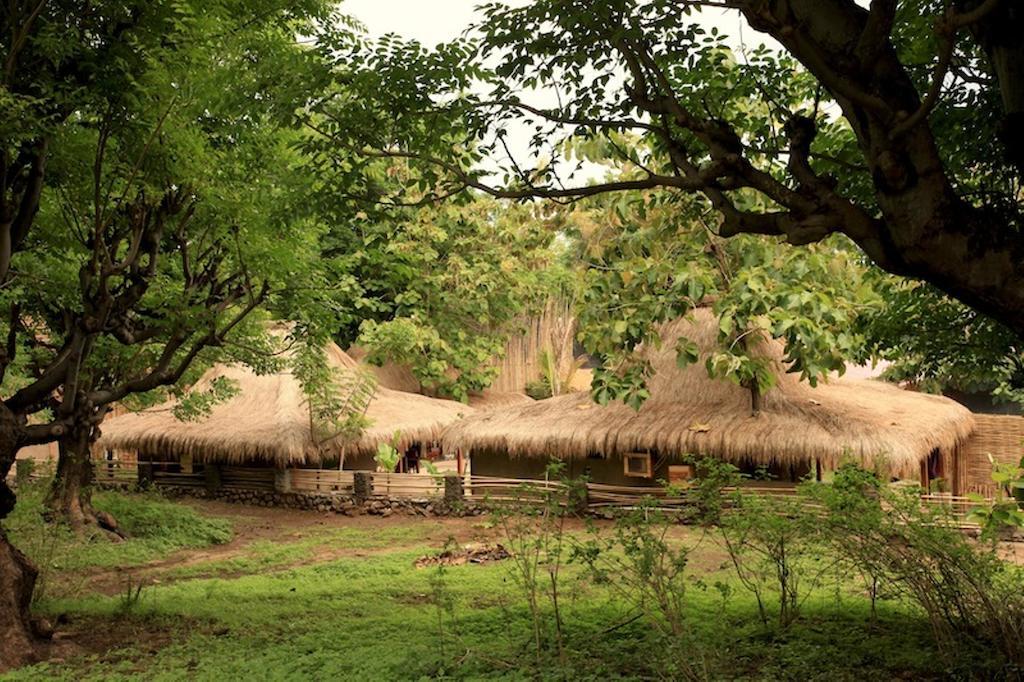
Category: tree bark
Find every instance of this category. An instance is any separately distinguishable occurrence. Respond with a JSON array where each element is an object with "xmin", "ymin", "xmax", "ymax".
[
  {"xmin": 733, "ymin": 0, "xmax": 1024, "ymax": 335},
  {"xmin": 44, "ymin": 424, "xmax": 98, "ymax": 531},
  {"xmin": 0, "ymin": 527, "xmax": 38, "ymax": 671},
  {"xmin": 0, "ymin": 404, "xmax": 40, "ymax": 670}
]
